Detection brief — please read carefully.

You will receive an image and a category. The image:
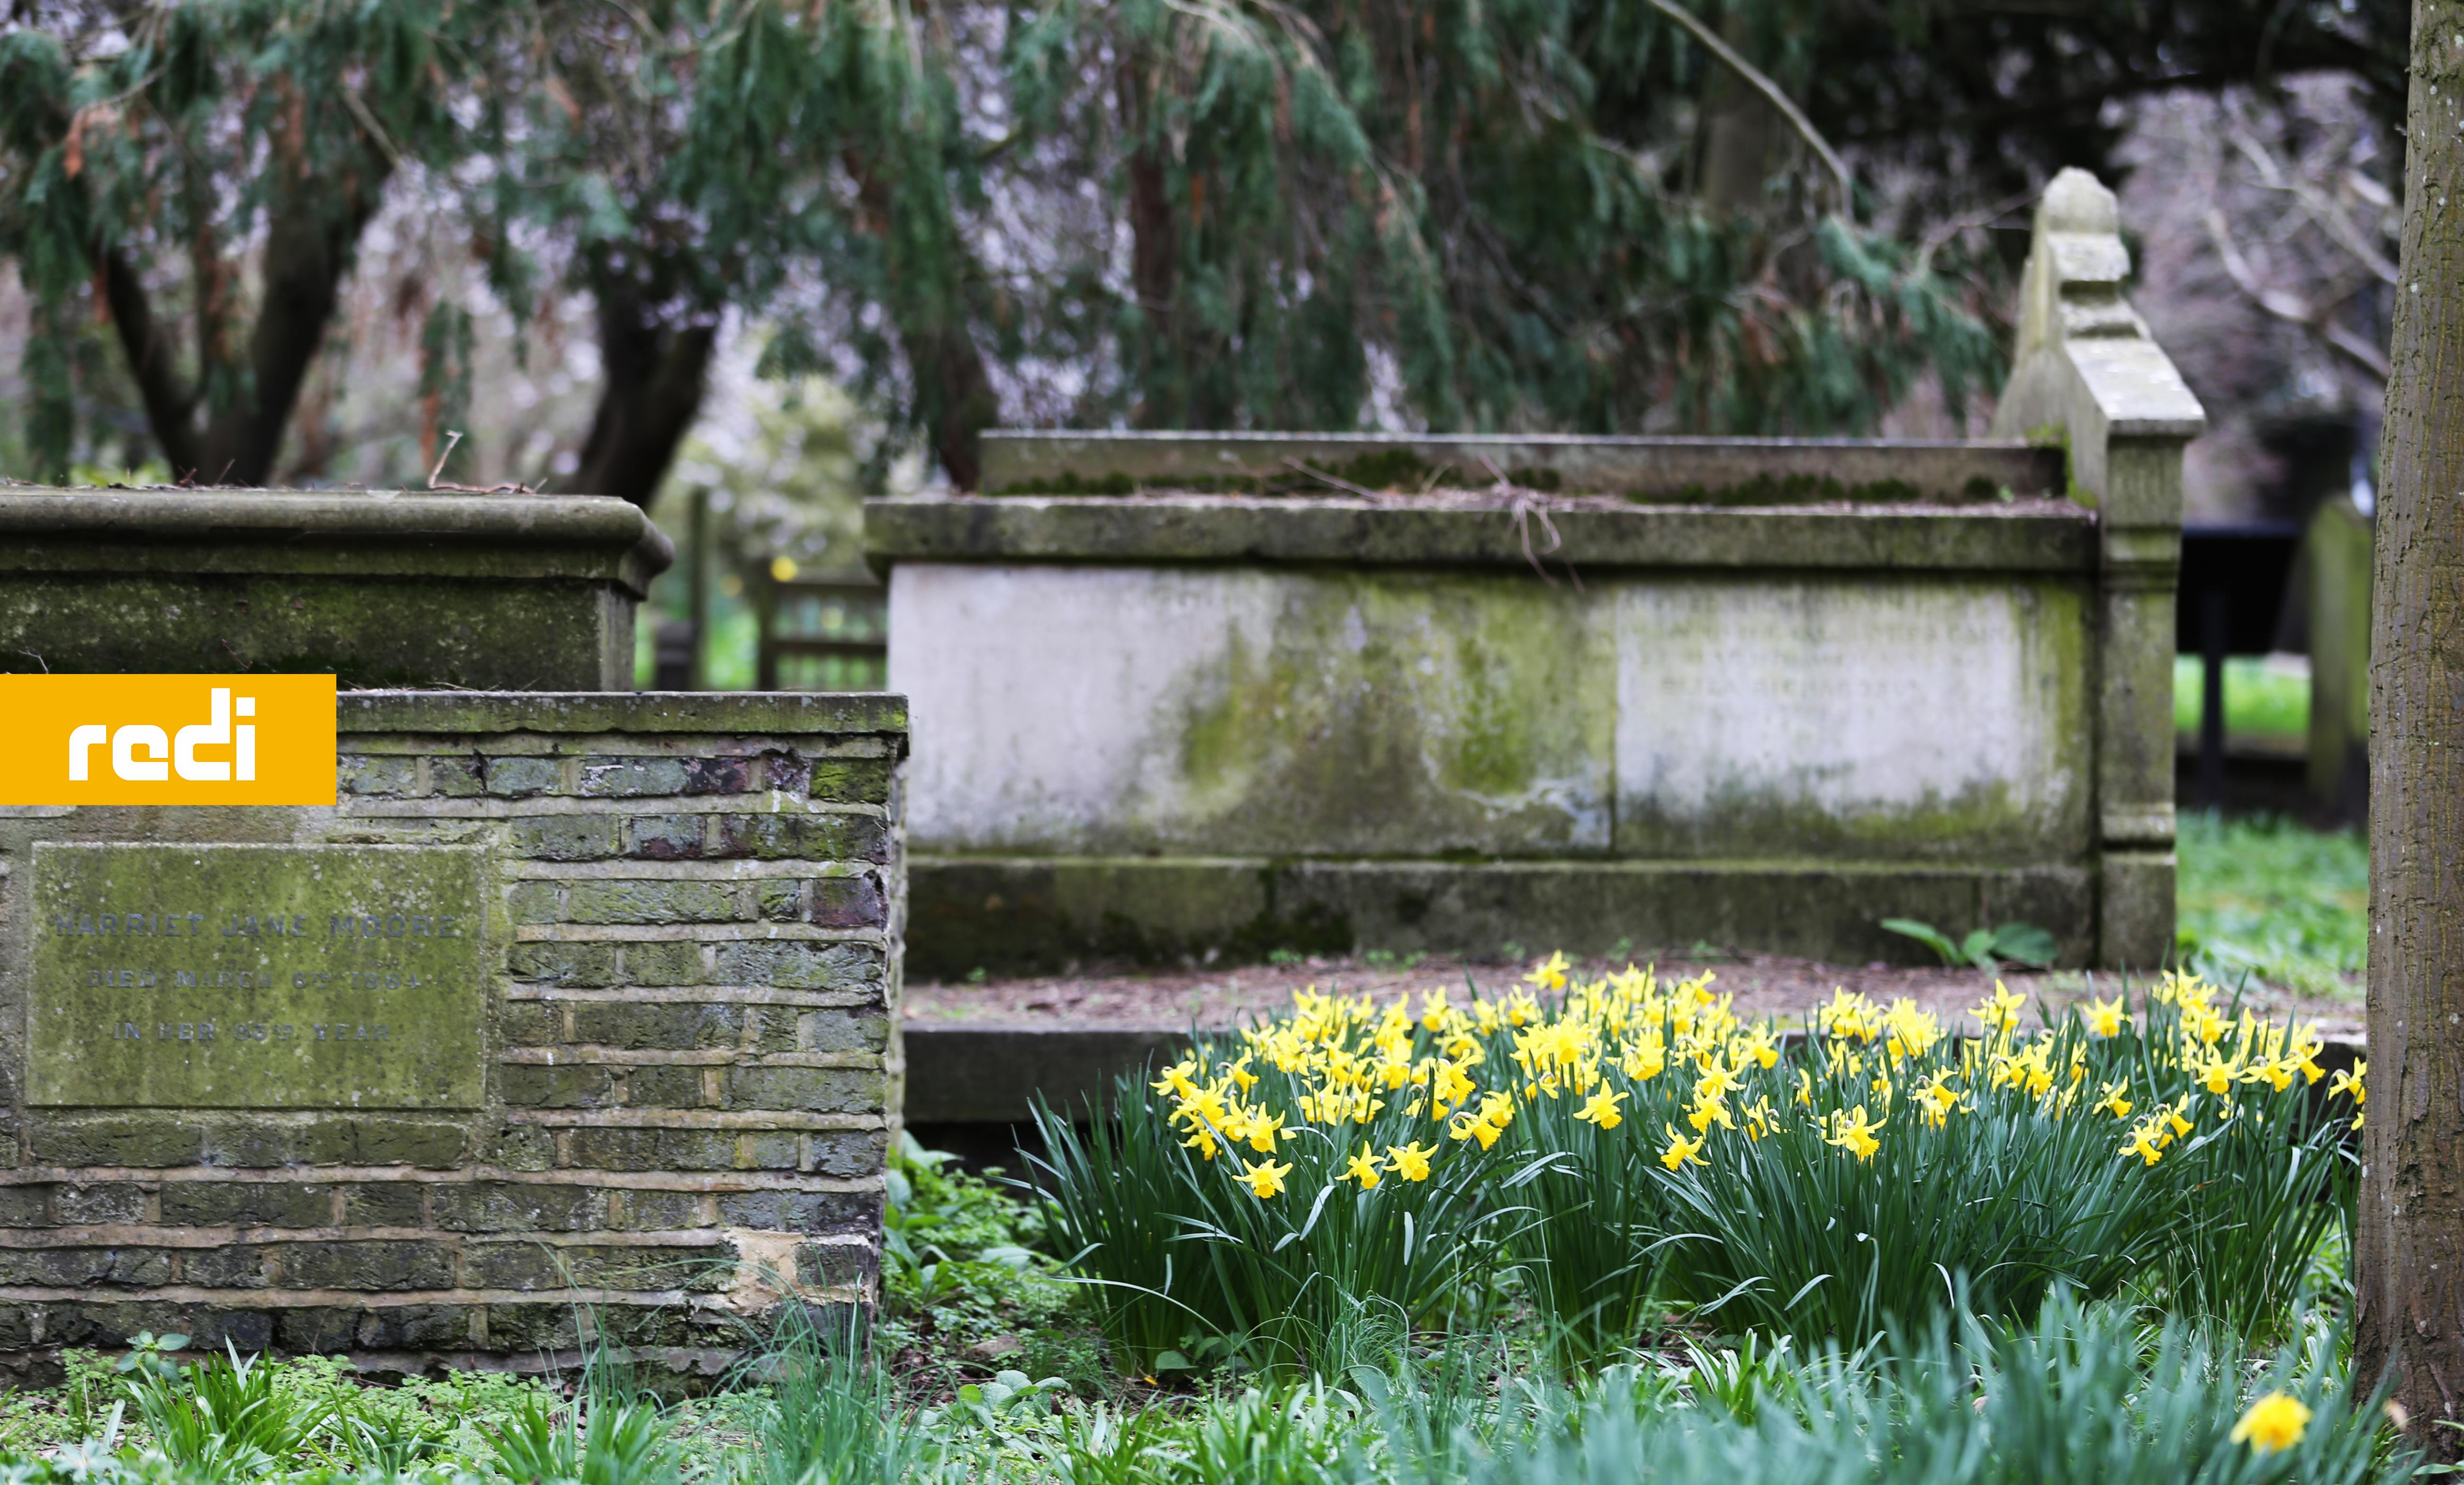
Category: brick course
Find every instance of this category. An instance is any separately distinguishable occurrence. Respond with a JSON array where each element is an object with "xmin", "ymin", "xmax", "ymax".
[{"xmin": 0, "ymin": 693, "xmax": 905, "ymax": 1383}]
